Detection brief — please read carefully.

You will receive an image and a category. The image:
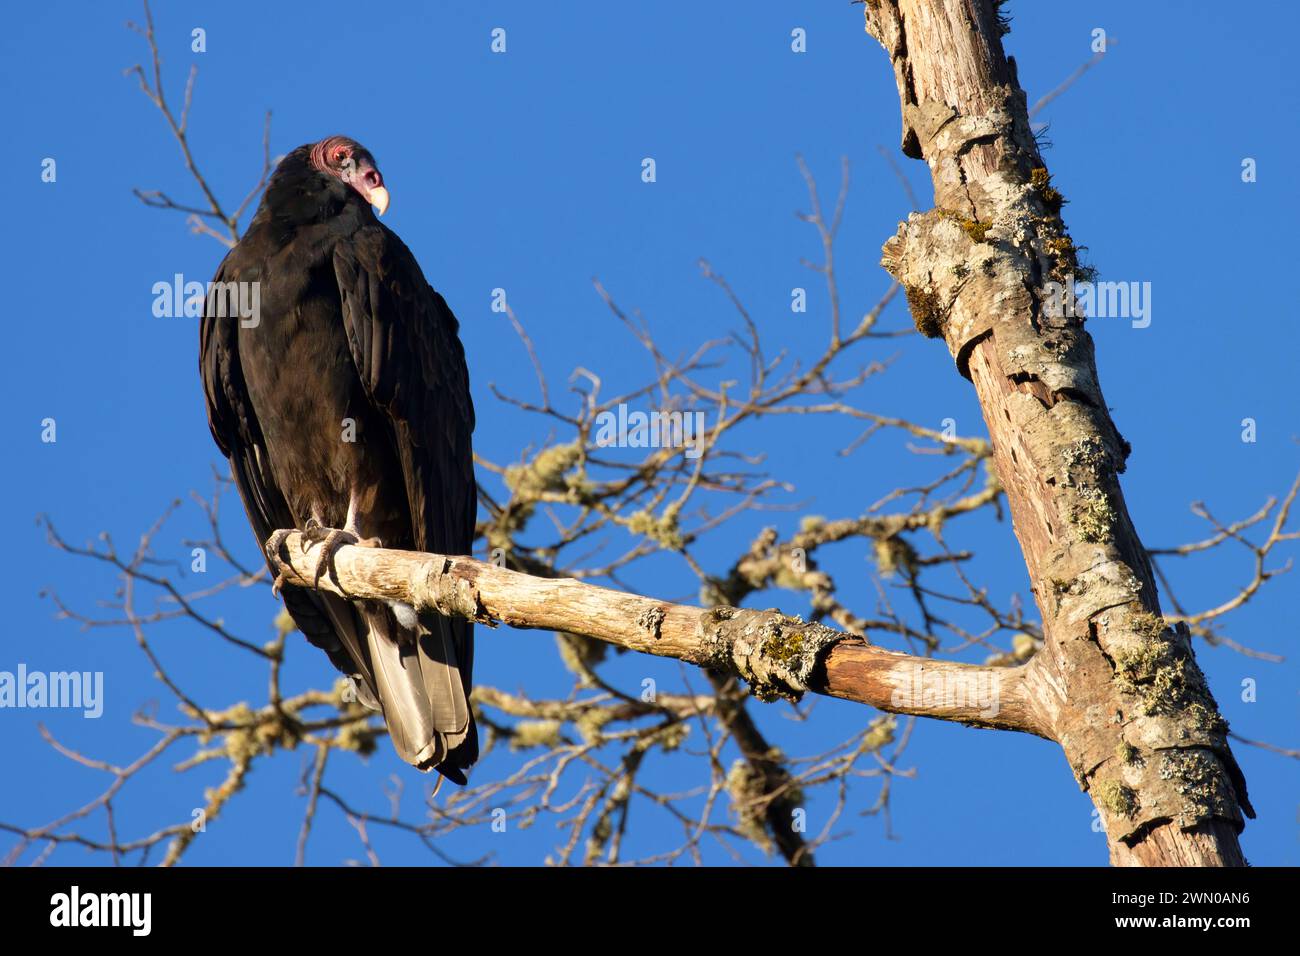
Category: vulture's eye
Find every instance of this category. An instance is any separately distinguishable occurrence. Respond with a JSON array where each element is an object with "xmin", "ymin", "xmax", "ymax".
[{"xmin": 335, "ymin": 149, "xmax": 349, "ymax": 162}]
